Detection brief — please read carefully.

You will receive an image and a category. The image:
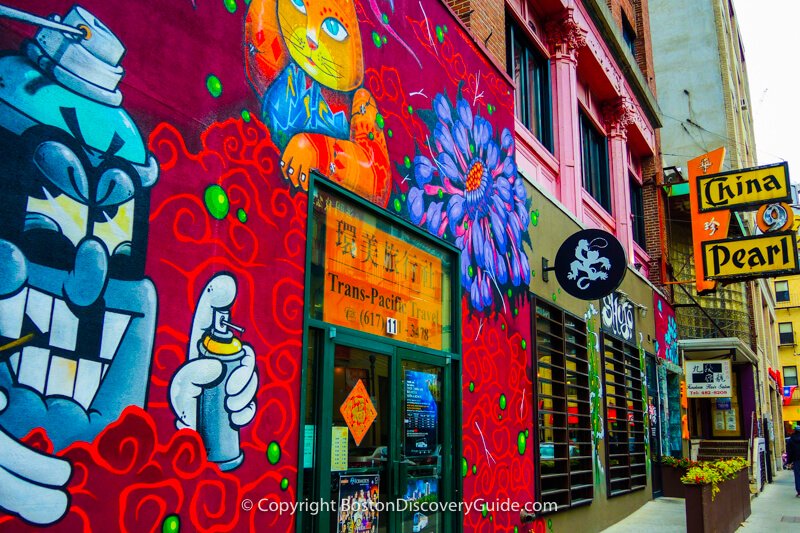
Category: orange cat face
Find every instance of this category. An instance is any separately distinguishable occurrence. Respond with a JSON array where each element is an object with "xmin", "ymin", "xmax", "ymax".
[{"xmin": 277, "ymin": 0, "xmax": 363, "ymax": 91}]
